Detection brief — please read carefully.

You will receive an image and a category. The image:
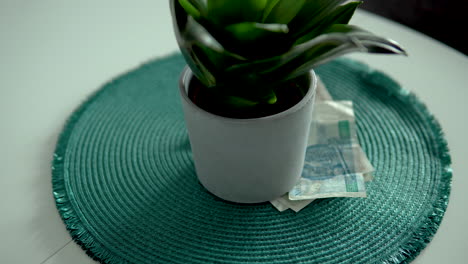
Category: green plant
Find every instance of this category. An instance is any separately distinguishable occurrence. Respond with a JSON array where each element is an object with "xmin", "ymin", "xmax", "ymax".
[{"xmin": 171, "ymin": 0, "xmax": 405, "ymax": 116}]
